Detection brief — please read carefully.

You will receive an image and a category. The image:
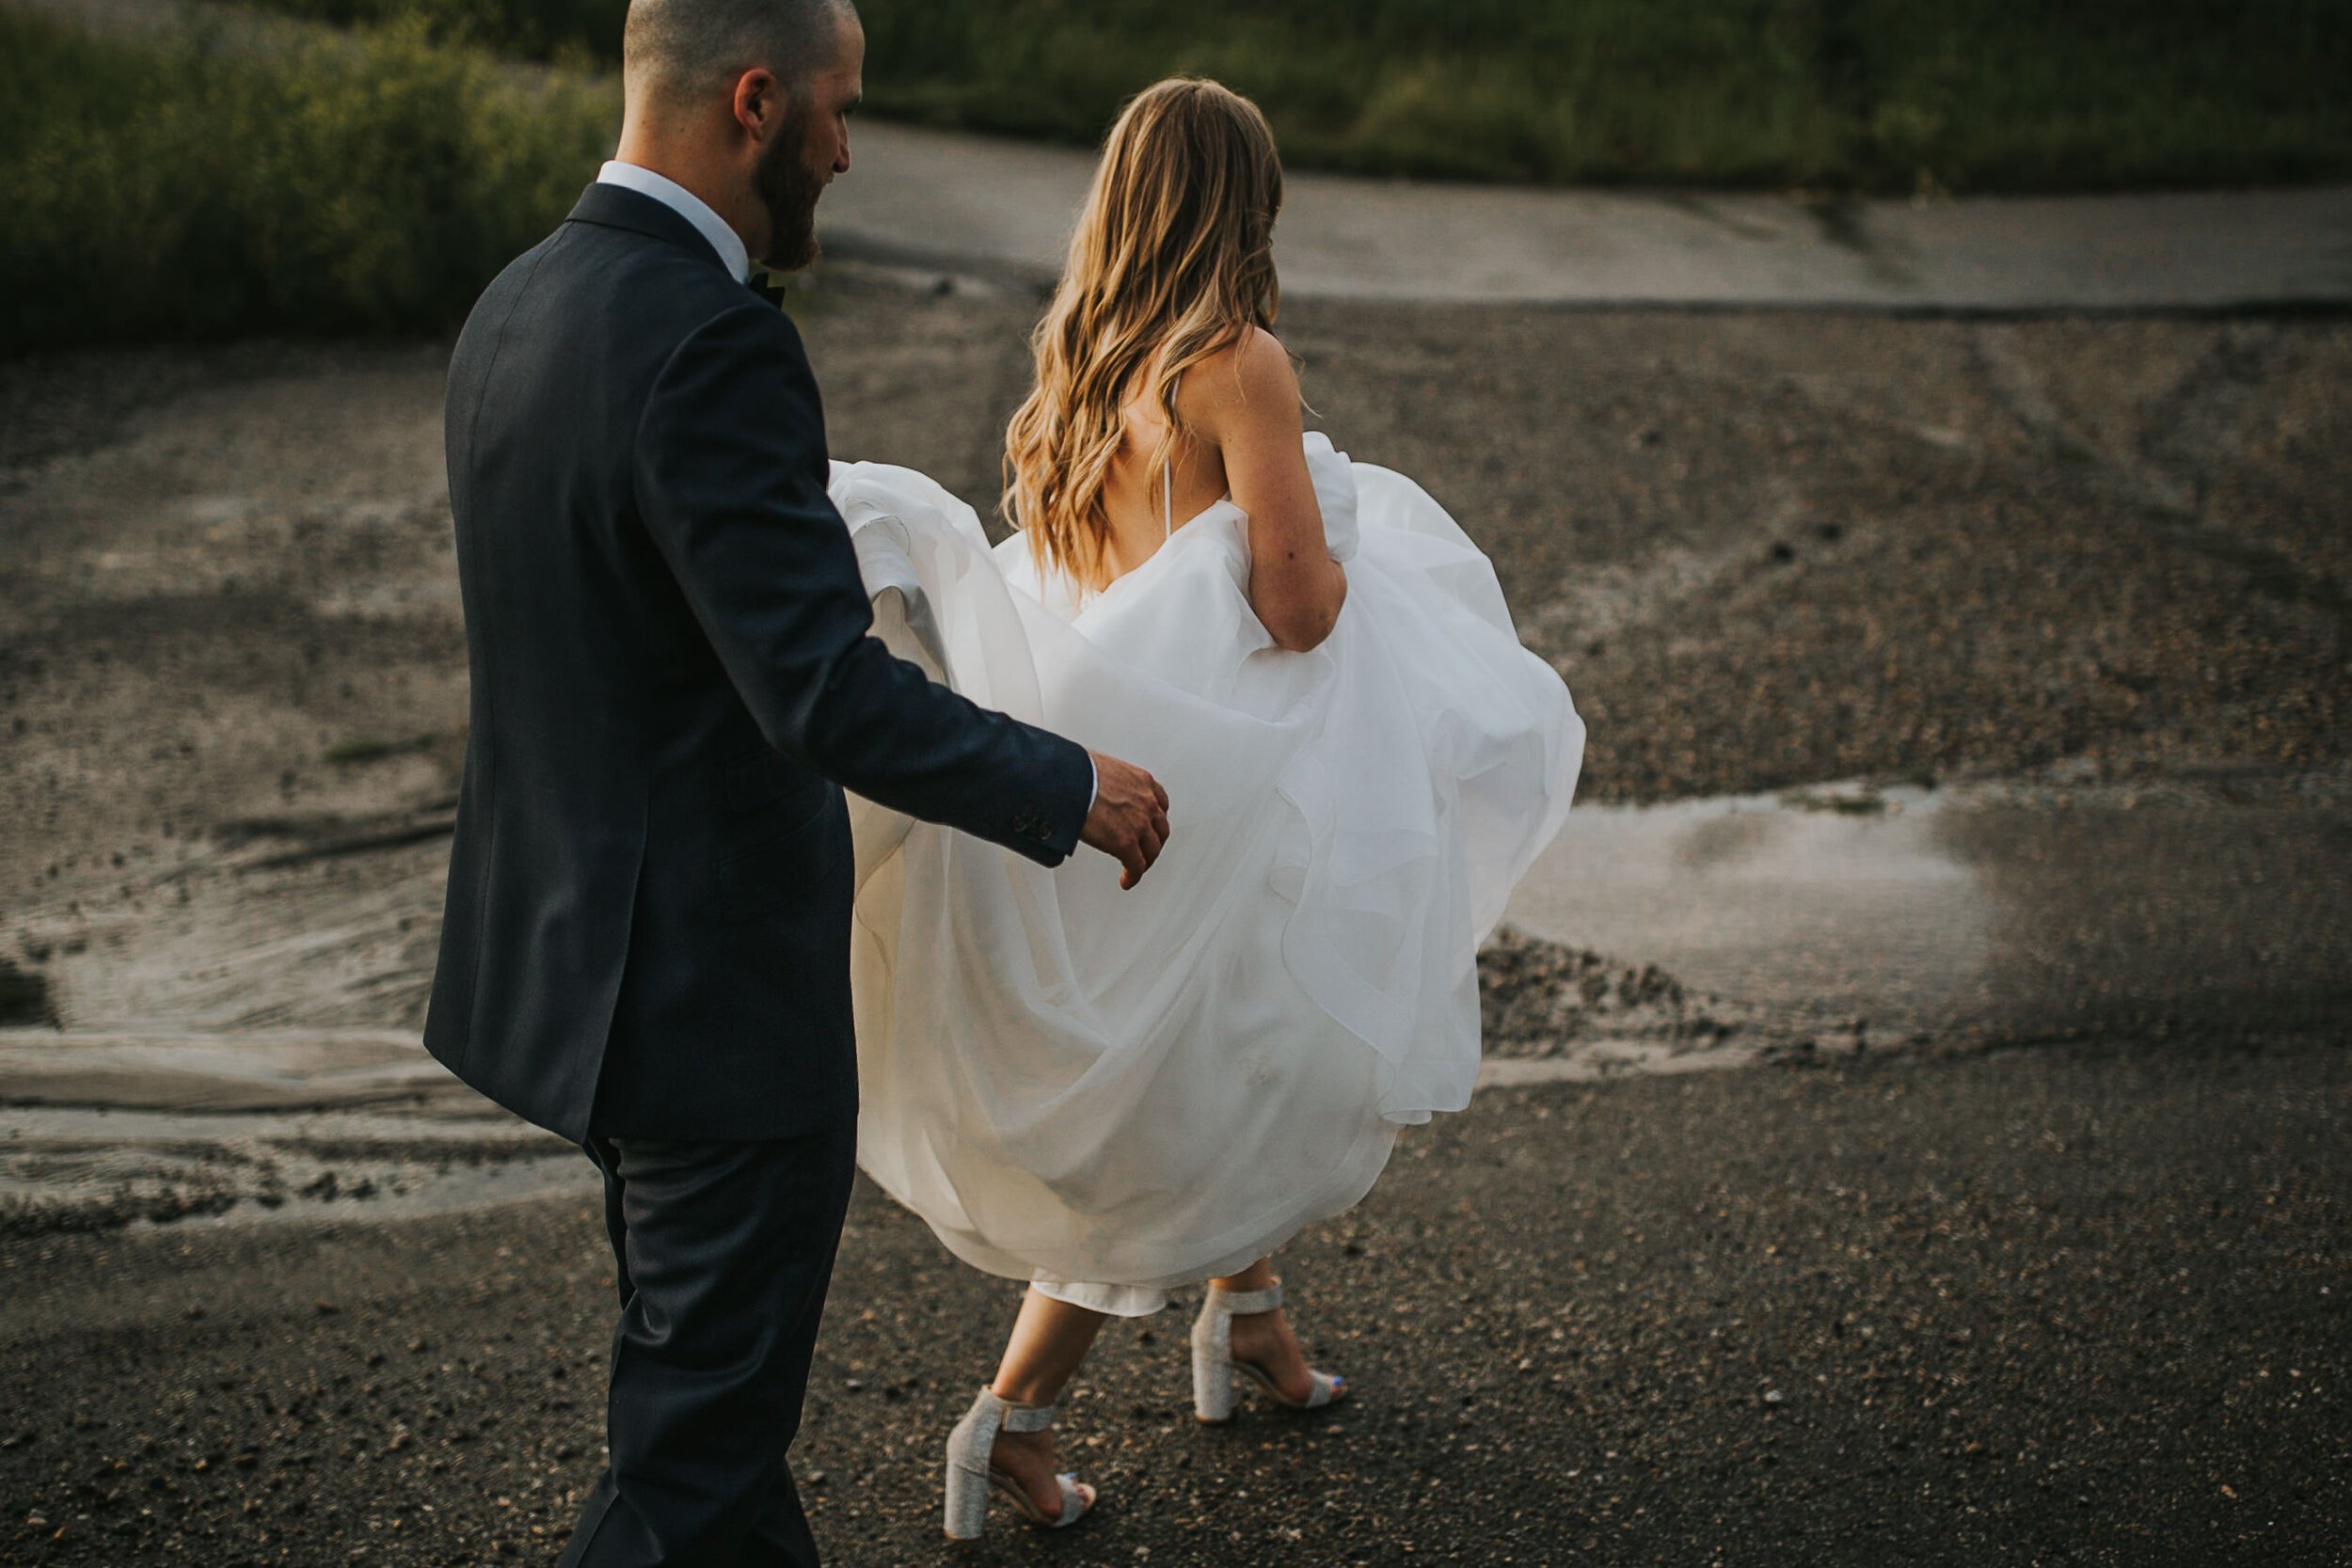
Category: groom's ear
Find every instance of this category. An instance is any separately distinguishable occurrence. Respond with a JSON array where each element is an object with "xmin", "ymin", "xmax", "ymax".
[{"xmin": 731, "ymin": 67, "xmax": 789, "ymax": 145}]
